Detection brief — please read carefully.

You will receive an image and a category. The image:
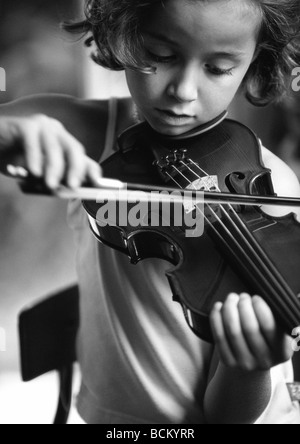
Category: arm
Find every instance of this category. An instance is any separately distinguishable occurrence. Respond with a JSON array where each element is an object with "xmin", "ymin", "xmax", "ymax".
[
  {"xmin": 204, "ymin": 359, "xmax": 272, "ymax": 424},
  {"xmin": 204, "ymin": 151, "xmax": 299, "ymax": 424}
]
